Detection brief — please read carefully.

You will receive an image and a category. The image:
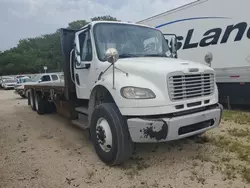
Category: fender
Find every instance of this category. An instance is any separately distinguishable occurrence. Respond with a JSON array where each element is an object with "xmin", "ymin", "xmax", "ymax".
[{"xmin": 90, "ymin": 71, "xmax": 167, "ymax": 109}]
